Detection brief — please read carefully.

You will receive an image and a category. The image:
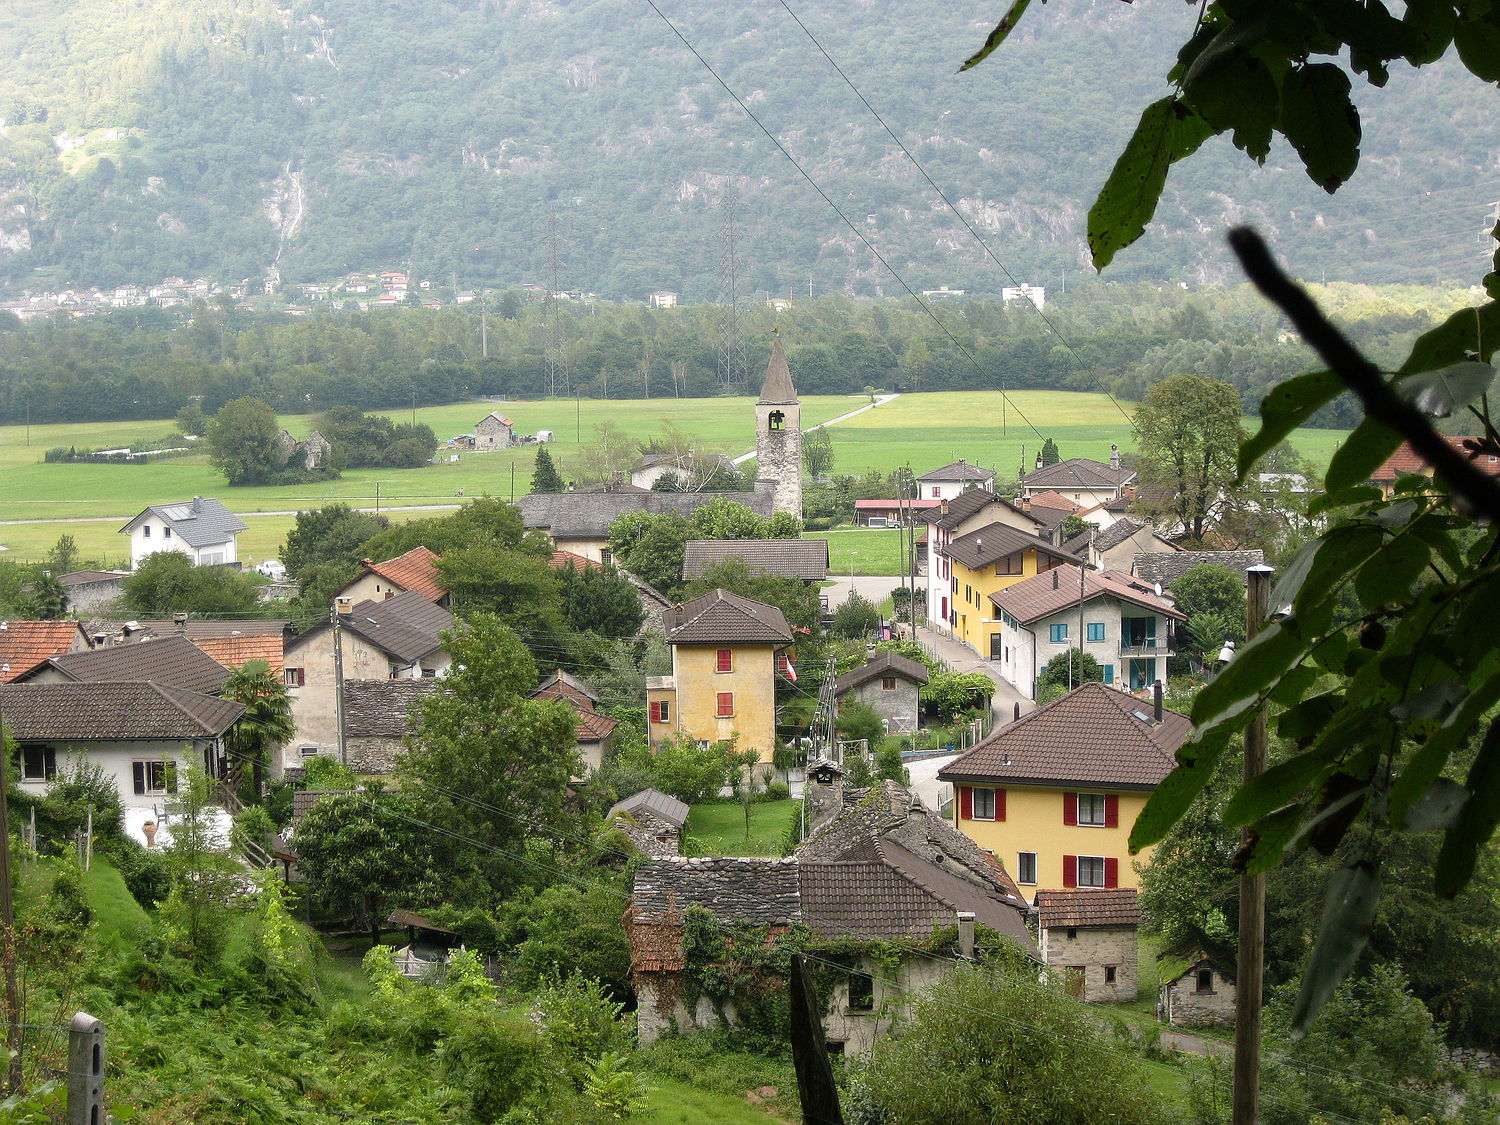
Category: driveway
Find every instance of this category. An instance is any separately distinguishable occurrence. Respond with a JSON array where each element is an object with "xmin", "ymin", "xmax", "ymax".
[{"xmin": 916, "ymin": 624, "xmax": 1035, "ymax": 723}]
